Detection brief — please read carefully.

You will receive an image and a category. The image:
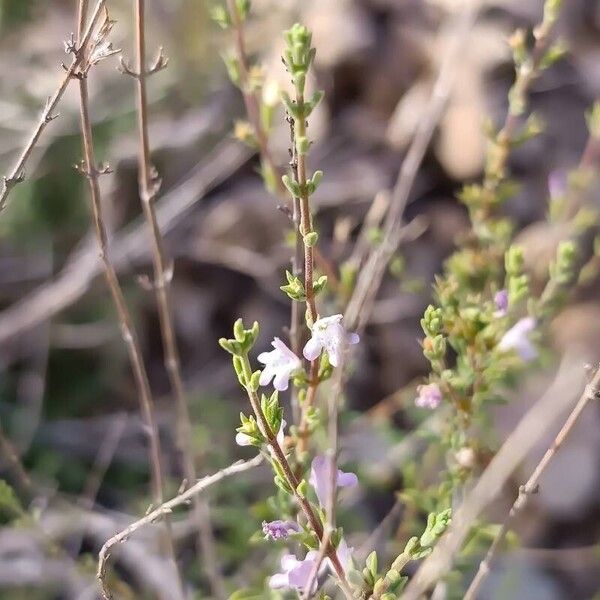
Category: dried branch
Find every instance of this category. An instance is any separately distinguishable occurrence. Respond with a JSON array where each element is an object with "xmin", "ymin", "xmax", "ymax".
[
  {"xmin": 463, "ymin": 364, "xmax": 600, "ymax": 600},
  {"xmin": 123, "ymin": 1, "xmax": 227, "ymax": 596},
  {"xmin": 0, "ymin": 140, "xmax": 250, "ymax": 346},
  {"xmin": 73, "ymin": 2, "xmax": 181, "ymax": 597},
  {"xmin": 0, "ymin": 0, "xmax": 107, "ymax": 214},
  {"xmin": 96, "ymin": 455, "xmax": 264, "ymax": 599}
]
